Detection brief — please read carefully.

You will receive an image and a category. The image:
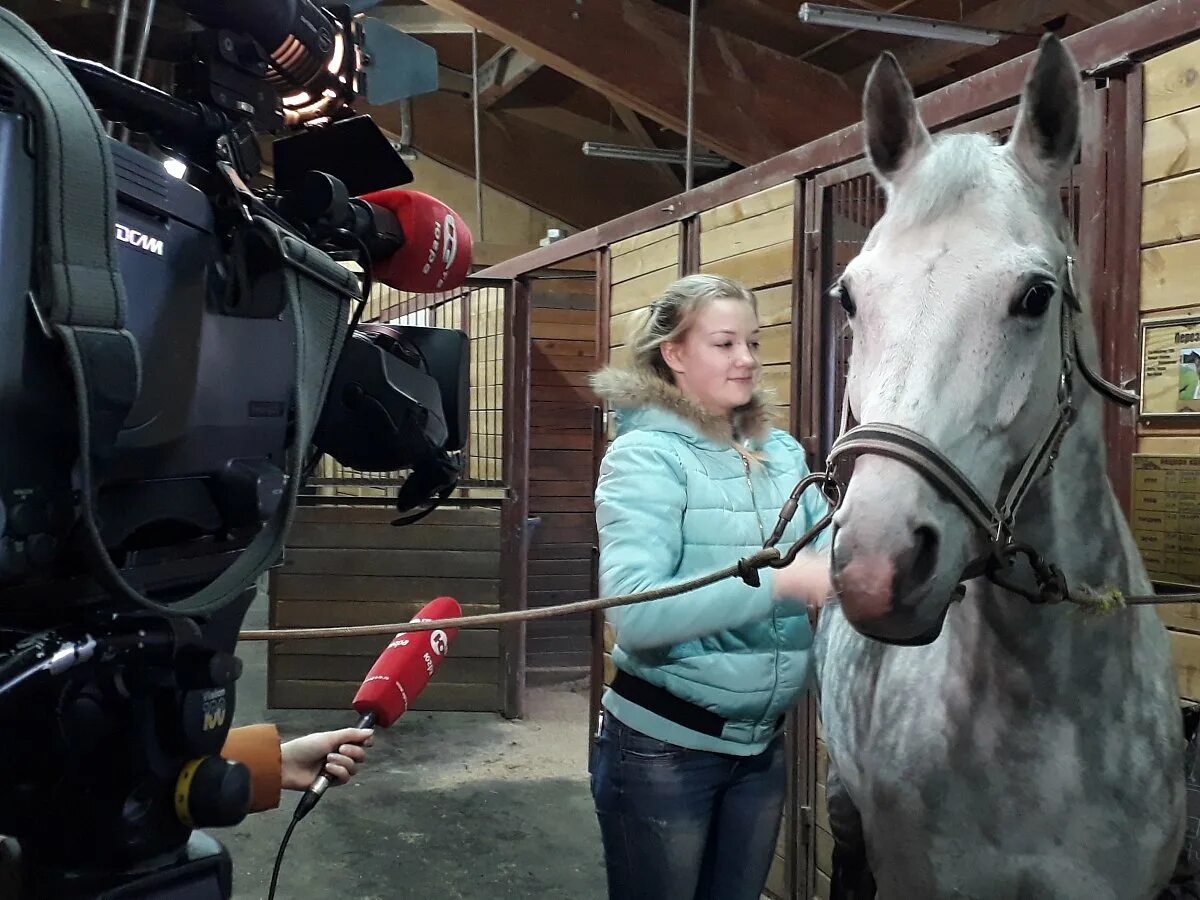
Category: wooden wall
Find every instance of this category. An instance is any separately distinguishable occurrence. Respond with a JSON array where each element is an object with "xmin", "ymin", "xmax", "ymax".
[
  {"xmin": 699, "ymin": 182, "xmax": 796, "ymax": 427},
  {"xmin": 608, "ymin": 224, "xmax": 683, "ymax": 370},
  {"xmin": 1140, "ymin": 37, "xmax": 1200, "ymax": 700},
  {"xmin": 267, "ymin": 505, "xmax": 504, "ymax": 712},
  {"xmin": 527, "ymin": 275, "xmax": 600, "ymax": 677}
]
